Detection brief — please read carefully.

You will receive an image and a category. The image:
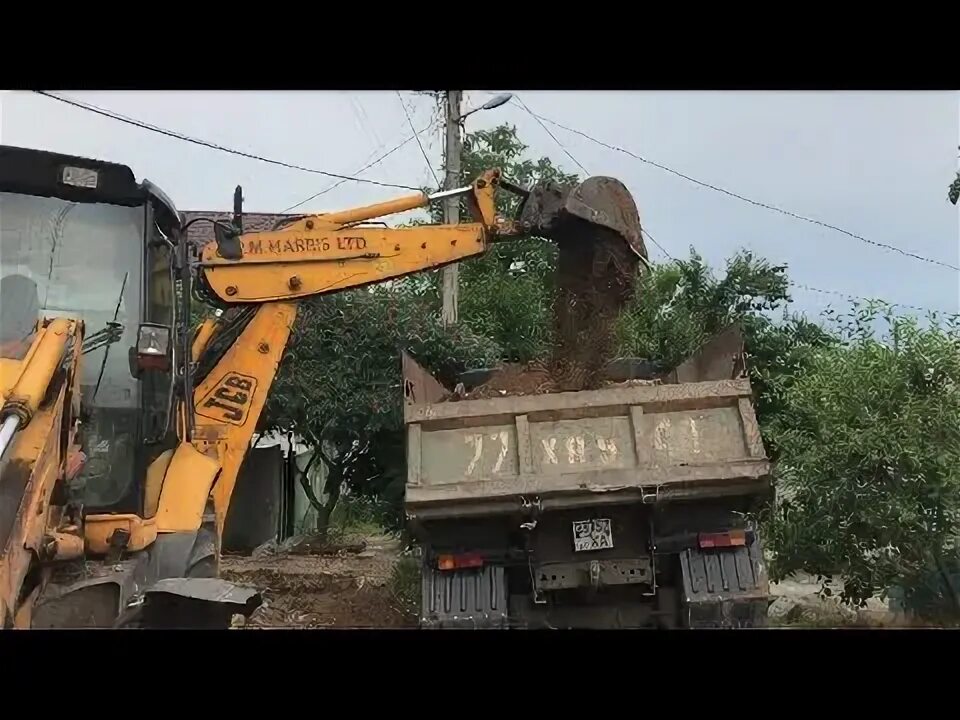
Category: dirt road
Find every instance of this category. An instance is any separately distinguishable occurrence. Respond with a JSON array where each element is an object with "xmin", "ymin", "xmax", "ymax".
[
  {"xmin": 222, "ymin": 532, "xmax": 908, "ymax": 629},
  {"xmin": 222, "ymin": 535, "xmax": 417, "ymax": 629}
]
